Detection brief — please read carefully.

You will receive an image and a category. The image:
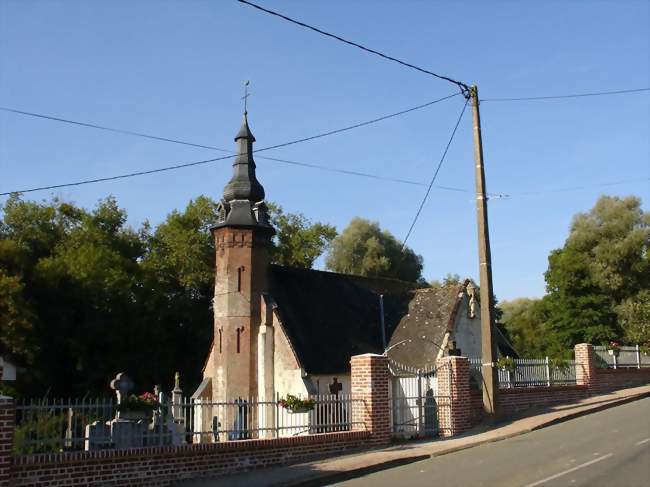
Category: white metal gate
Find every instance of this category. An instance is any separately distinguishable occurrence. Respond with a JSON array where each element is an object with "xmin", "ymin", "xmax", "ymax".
[{"xmin": 389, "ymin": 362, "xmax": 447, "ymax": 439}]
